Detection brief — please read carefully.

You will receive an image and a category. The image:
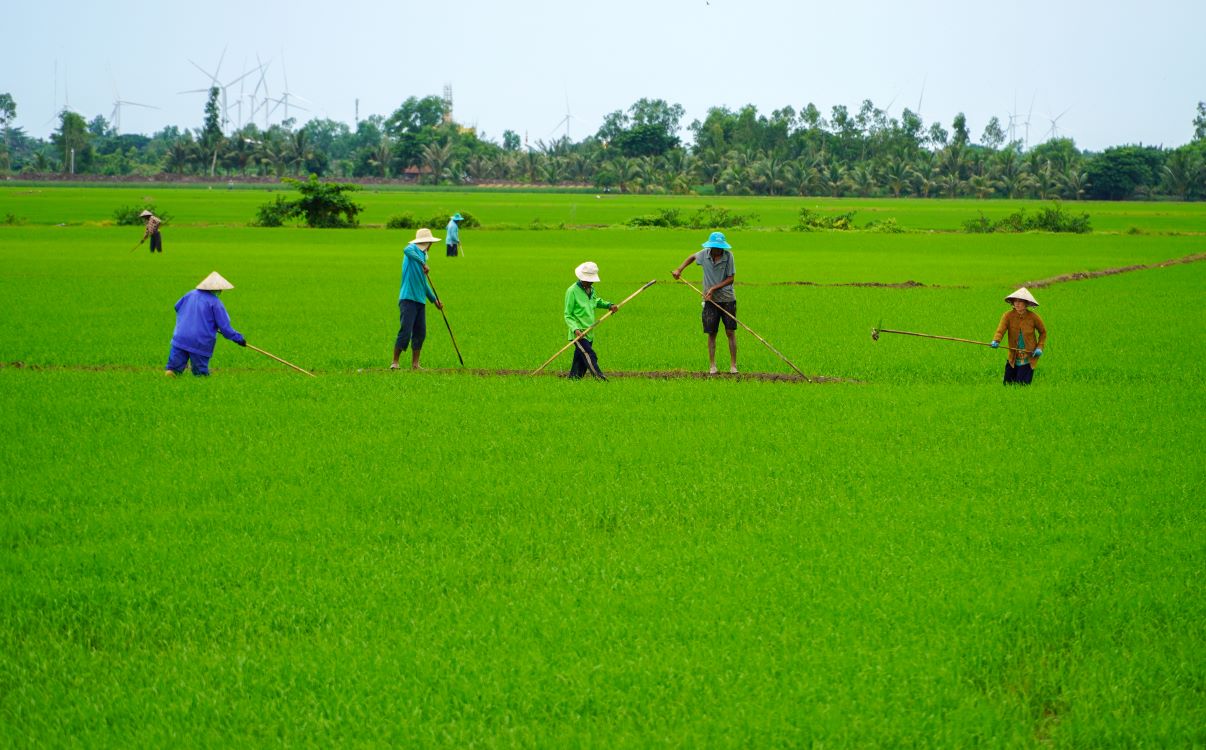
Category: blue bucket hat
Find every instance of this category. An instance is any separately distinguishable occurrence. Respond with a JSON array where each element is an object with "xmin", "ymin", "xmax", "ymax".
[
  {"xmin": 451, "ymin": 213, "xmax": 464, "ymax": 221},
  {"xmin": 702, "ymin": 231, "xmax": 731, "ymax": 250}
]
